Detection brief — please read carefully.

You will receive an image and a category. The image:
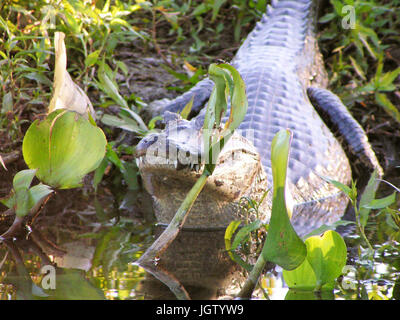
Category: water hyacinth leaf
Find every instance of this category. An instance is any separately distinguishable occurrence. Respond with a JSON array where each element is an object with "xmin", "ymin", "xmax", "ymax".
[
  {"xmin": 203, "ymin": 63, "xmax": 248, "ymax": 175},
  {"xmin": 28, "ymin": 184, "xmax": 53, "ymax": 208},
  {"xmin": 1, "ymin": 170, "xmax": 53, "ymax": 217},
  {"xmin": 22, "ymin": 110, "xmax": 107, "ymax": 189},
  {"xmin": 12, "ymin": 169, "xmax": 37, "ymax": 192},
  {"xmin": 305, "ymin": 230, "xmax": 347, "ymax": 290},
  {"xmin": 282, "ymin": 257, "xmax": 317, "ymax": 291},
  {"xmin": 219, "ymin": 64, "xmax": 248, "ymax": 132},
  {"xmin": 285, "ymin": 289, "xmax": 334, "ymax": 300},
  {"xmin": 12, "ymin": 169, "xmax": 37, "ymax": 217},
  {"xmin": 283, "ymin": 230, "xmax": 347, "ymax": 291},
  {"xmin": 262, "ymin": 129, "xmax": 306, "ymax": 270}
]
